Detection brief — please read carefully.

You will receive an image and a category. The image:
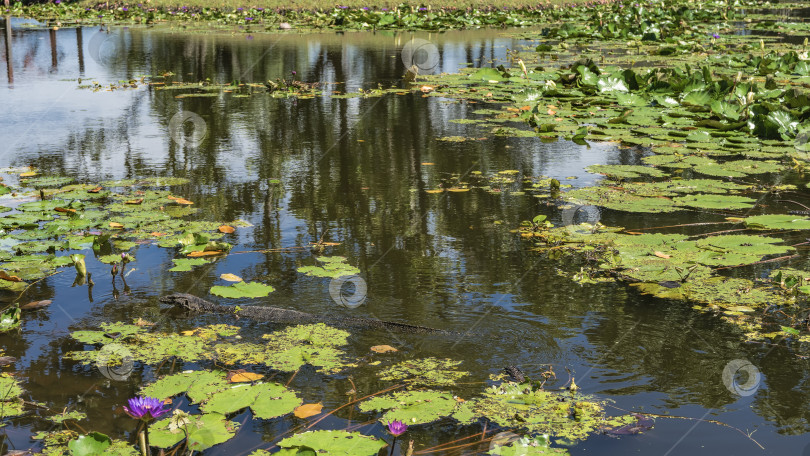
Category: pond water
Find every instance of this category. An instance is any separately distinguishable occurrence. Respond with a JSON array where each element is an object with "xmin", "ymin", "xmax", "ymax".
[{"xmin": 0, "ymin": 19, "xmax": 809, "ymax": 455}]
